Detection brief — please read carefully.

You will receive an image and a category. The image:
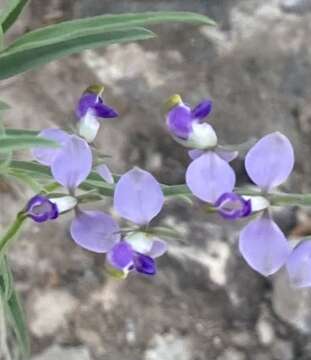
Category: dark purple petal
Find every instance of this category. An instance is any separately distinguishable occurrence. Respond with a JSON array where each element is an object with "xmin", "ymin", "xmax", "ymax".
[
  {"xmin": 107, "ymin": 242, "xmax": 134, "ymax": 270},
  {"xmin": 245, "ymin": 132, "xmax": 294, "ymax": 190},
  {"xmin": 166, "ymin": 104, "xmax": 193, "ymax": 139},
  {"xmin": 51, "ymin": 135, "xmax": 92, "ymax": 189},
  {"xmin": 114, "ymin": 167, "xmax": 164, "ymax": 225},
  {"xmin": 191, "ymin": 99, "xmax": 212, "ymax": 120},
  {"xmin": 26, "ymin": 195, "xmax": 58, "ymax": 223},
  {"xmin": 96, "ymin": 164, "xmax": 114, "ymax": 184},
  {"xmin": 186, "ymin": 151, "xmax": 236, "ymax": 203},
  {"xmin": 239, "ymin": 215, "xmax": 291, "ymax": 276},
  {"xmin": 32, "ymin": 128, "xmax": 71, "ymax": 166},
  {"xmin": 215, "ymin": 192, "xmax": 251, "ymax": 220},
  {"xmin": 134, "ymin": 253, "xmax": 157, "ymax": 275},
  {"xmin": 70, "ymin": 210, "xmax": 120, "ymax": 253},
  {"xmin": 76, "ymin": 93, "xmax": 118, "ymax": 119},
  {"xmin": 286, "ymin": 240, "xmax": 311, "ymax": 288}
]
